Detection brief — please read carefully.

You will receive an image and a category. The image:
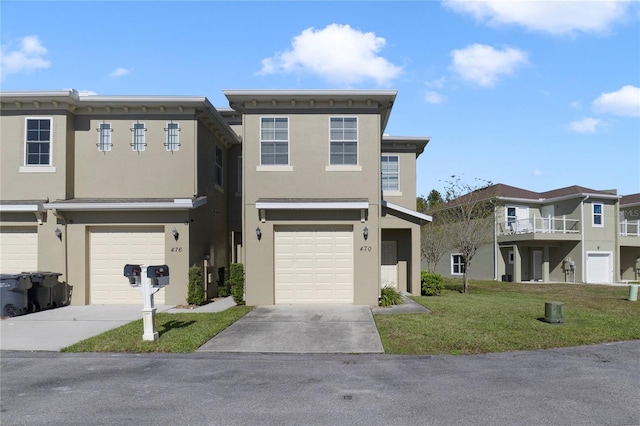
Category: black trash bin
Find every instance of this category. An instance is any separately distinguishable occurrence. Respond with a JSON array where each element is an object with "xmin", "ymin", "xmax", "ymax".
[
  {"xmin": 52, "ymin": 280, "xmax": 72, "ymax": 307},
  {"xmin": 0, "ymin": 273, "xmax": 33, "ymax": 317},
  {"xmin": 25, "ymin": 272, "xmax": 61, "ymax": 311}
]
